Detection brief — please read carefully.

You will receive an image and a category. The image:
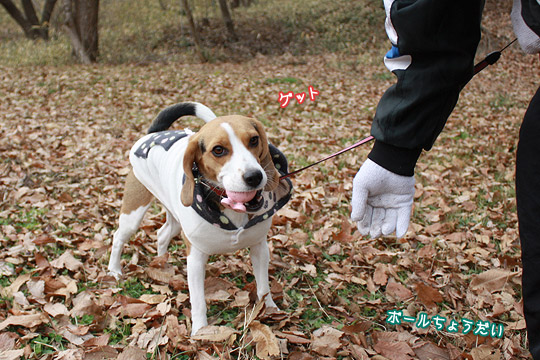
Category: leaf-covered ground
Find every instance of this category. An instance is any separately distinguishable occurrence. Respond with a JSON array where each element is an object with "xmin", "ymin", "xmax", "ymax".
[{"xmin": 0, "ymin": 5, "xmax": 538, "ymax": 359}]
